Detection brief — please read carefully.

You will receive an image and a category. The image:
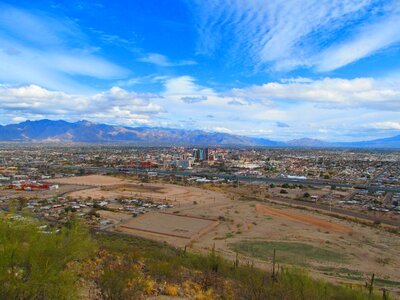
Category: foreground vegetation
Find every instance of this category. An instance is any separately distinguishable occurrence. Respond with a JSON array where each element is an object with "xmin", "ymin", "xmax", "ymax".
[
  {"xmin": 0, "ymin": 214, "xmax": 388, "ymax": 299},
  {"xmin": 0, "ymin": 216, "xmax": 95, "ymax": 299}
]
